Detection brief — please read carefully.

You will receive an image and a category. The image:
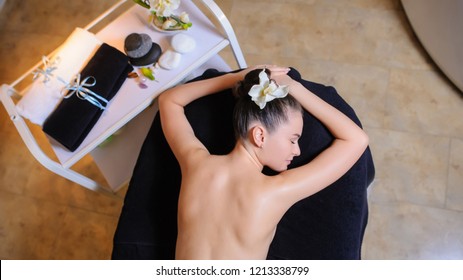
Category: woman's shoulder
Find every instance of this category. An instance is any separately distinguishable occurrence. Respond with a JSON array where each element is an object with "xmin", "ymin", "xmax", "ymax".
[{"xmin": 184, "ymin": 154, "xmax": 229, "ymax": 176}]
